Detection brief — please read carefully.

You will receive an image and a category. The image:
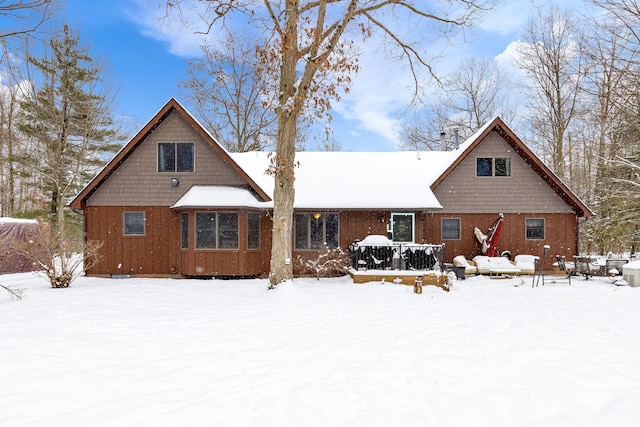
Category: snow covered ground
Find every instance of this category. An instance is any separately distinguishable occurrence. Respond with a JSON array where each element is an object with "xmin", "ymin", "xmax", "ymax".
[{"xmin": 2, "ymin": 272, "xmax": 640, "ymax": 427}]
